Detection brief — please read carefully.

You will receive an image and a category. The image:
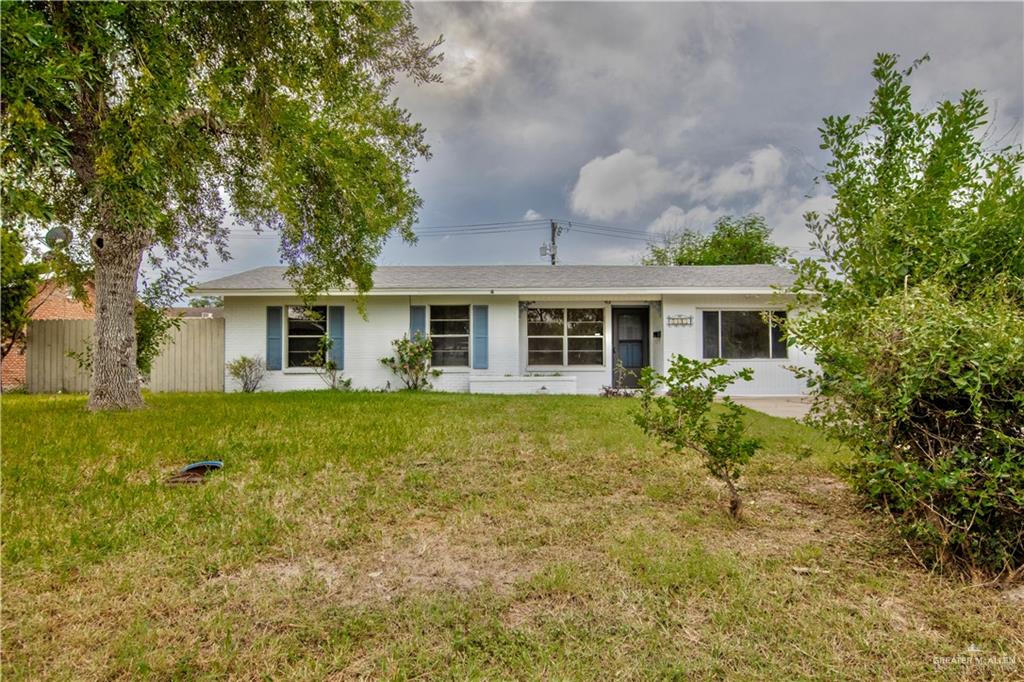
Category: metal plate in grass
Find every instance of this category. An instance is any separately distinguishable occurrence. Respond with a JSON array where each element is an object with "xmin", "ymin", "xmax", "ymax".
[{"xmin": 164, "ymin": 460, "xmax": 223, "ymax": 485}]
